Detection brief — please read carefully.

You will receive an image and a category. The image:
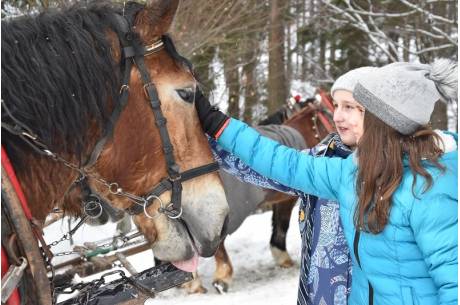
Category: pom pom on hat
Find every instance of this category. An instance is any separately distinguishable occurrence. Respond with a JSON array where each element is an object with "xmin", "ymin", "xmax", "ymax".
[{"xmin": 428, "ymin": 58, "xmax": 458, "ymax": 103}]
